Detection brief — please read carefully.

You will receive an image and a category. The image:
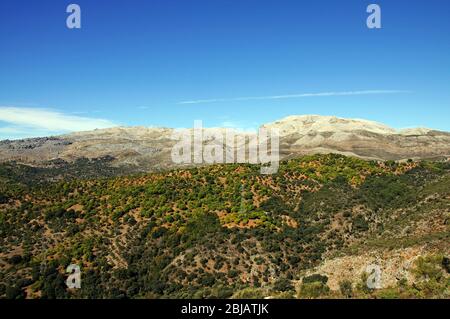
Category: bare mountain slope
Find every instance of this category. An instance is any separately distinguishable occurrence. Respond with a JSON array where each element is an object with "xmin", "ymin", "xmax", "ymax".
[
  {"xmin": 0, "ymin": 115, "xmax": 449, "ymax": 174},
  {"xmin": 263, "ymin": 115, "xmax": 450, "ymax": 161}
]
